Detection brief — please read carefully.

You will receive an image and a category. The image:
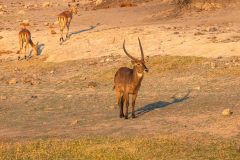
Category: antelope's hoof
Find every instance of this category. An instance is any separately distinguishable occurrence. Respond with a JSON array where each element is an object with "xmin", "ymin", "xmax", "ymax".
[
  {"xmin": 124, "ymin": 116, "xmax": 128, "ymax": 119},
  {"xmin": 24, "ymin": 56, "xmax": 27, "ymax": 59},
  {"xmin": 18, "ymin": 56, "xmax": 21, "ymax": 60},
  {"xmin": 132, "ymin": 114, "xmax": 136, "ymax": 118},
  {"xmin": 120, "ymin": 114, "xmax": 124, "ymax": 118}
]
